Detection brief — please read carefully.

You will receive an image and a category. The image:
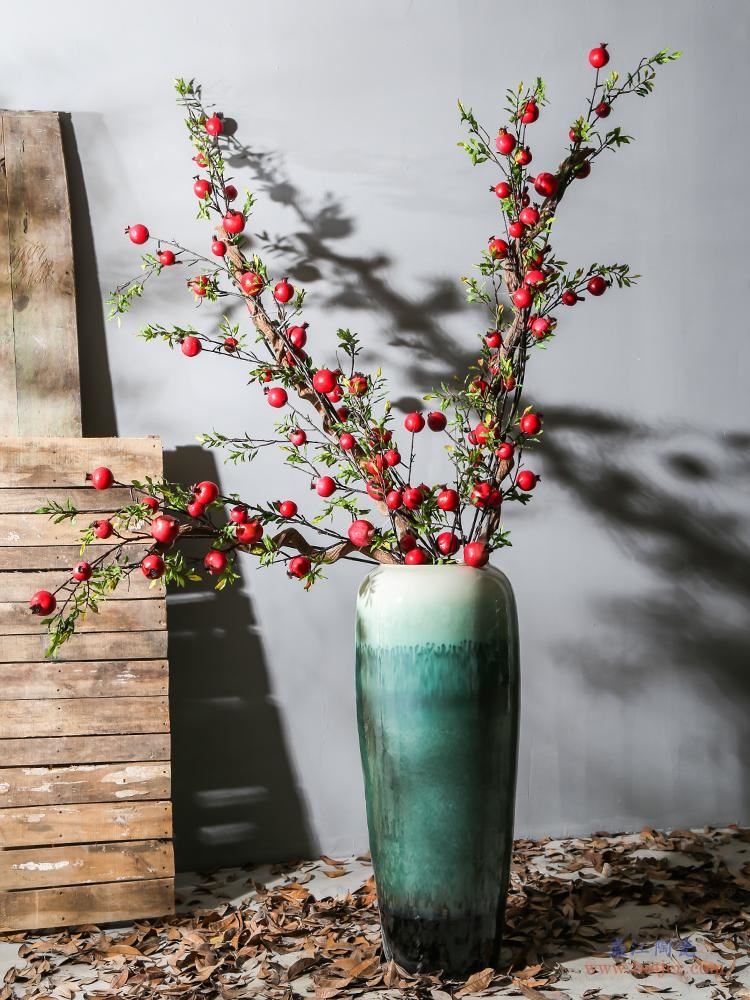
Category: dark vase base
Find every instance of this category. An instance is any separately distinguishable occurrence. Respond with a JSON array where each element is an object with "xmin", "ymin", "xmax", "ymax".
[{"xmin": 380, "ymin": 909, "xmax": 502, "ymax": 977}]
